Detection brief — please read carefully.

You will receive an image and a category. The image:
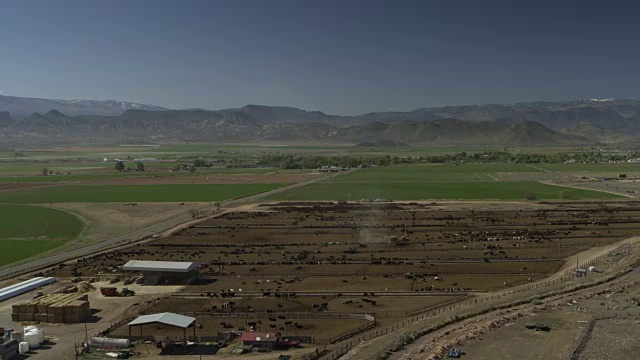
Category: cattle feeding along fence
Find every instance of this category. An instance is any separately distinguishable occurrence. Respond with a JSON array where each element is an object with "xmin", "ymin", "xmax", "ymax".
[{"xmin": 318, "ymin": 238, "xmax": 640, "ymax": 360}]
